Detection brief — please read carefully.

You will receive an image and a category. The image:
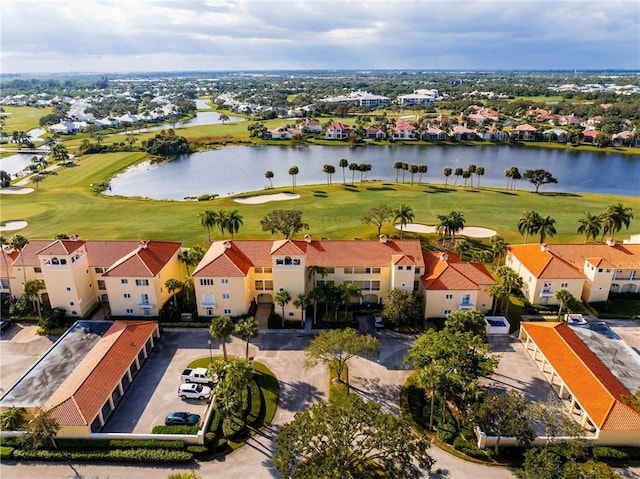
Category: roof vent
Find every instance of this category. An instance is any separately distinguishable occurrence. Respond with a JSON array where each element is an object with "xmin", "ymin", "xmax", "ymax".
[
  {"xmin": 138, "ymin": 240, "xmax": 149, "ymax": 249},
  {"xmin": 440, "ymin": 252, "xmax": 448, "ymax": 262},
  {"xmin": 540, "ymin": 243, "xmax": 549, "ymax": 252},
  {"xmin": 606, "ymin": 238, "xmax": 616, "ymax": 247},
  {"xmin": 223, "ymin": 240, "xmax": 232, "ymax": 249},
  {"xmin": 304, "ymin": 234, "xmax": 312, "ymax": 243},
  {"xmin": 379, "ymin": 234, "xmax": 388, "ymax": 243},
  {"xmin": 70, "ymin": 234, "xmax": 79, "ymax": 241}
]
